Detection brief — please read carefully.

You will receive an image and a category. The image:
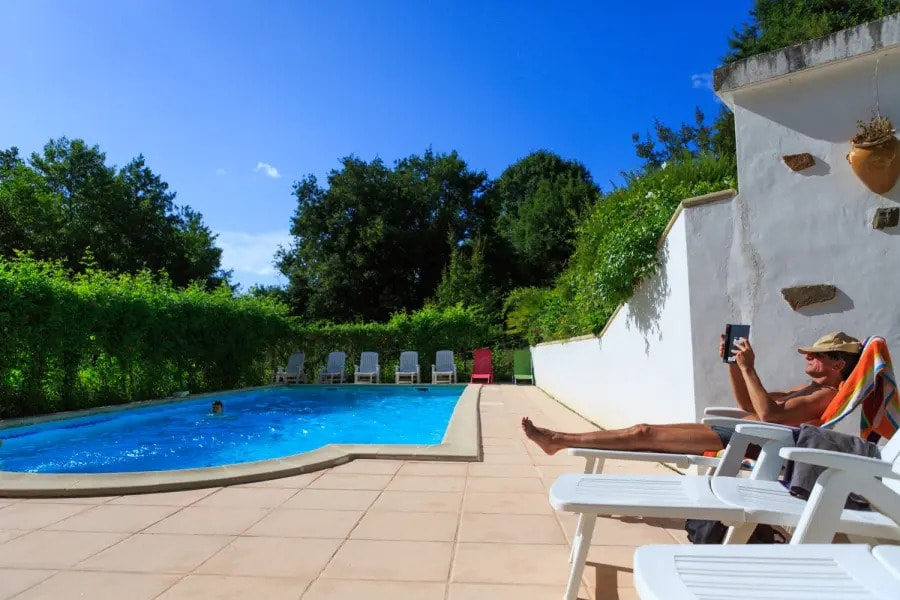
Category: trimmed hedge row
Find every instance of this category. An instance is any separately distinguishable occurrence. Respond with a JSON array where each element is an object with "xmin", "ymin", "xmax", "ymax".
[{"xmin": 0, "ymin": 255, "xmax": 504, "ymax": 418}]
